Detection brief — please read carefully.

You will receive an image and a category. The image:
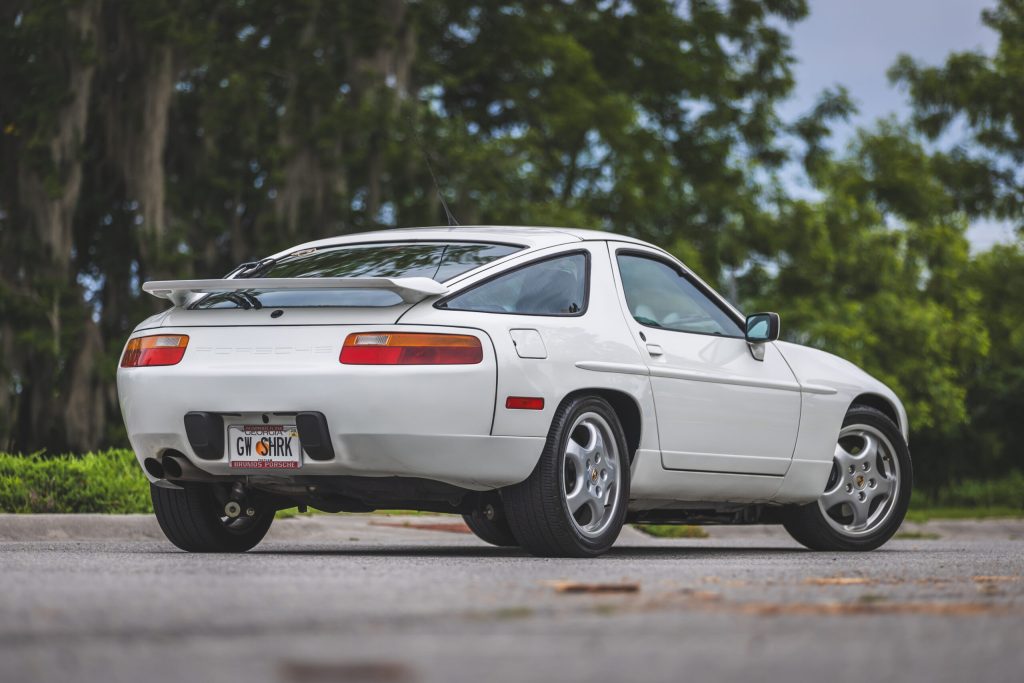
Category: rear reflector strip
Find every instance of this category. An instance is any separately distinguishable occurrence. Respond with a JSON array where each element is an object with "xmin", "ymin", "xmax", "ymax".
[
  {"xmin": 505, "ymin": 396, "xmax": 545, "ymax": 410},
  {"xmin": 121, "ymin": 335, "xmax": 189, "ymax": 367},
  {"xmin": 340, "ymin": 332, "xmax": 483, "ymax": 365}
]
